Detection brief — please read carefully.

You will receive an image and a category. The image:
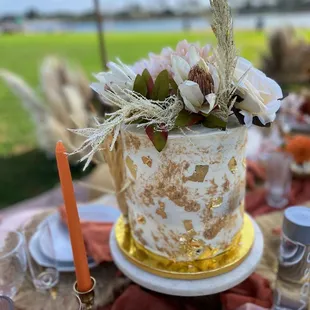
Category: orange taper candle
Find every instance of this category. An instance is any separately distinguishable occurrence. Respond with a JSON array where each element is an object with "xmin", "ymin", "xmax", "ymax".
[{"xmin": 55, "ymin": 141, "xmax": 92, "ymax": 292}]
